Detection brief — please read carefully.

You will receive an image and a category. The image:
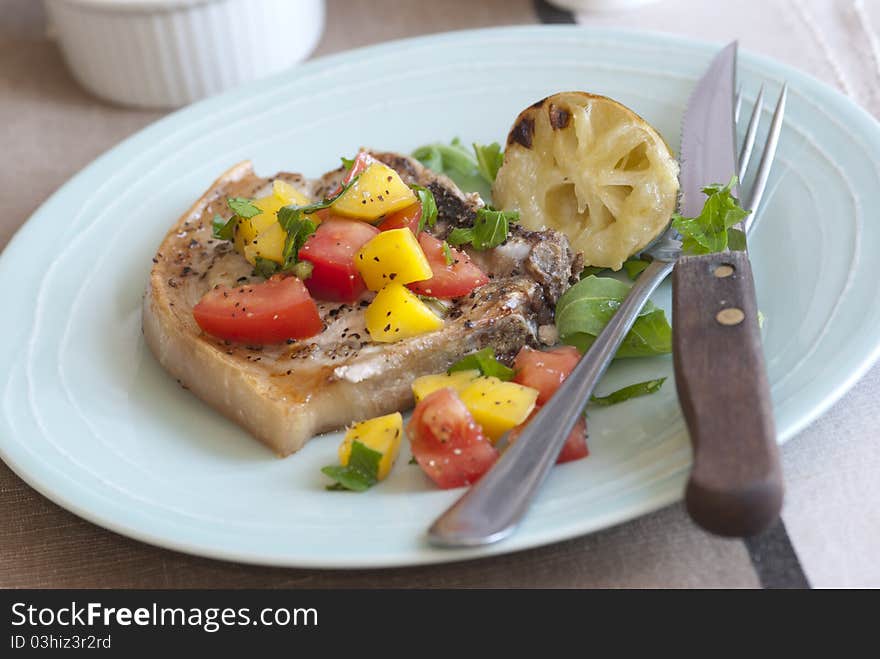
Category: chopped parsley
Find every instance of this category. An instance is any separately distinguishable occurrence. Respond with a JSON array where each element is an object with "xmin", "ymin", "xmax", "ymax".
[
  {"xmin": 321, "ymin": 440, "xmax": 382, "ymax": 492},
  {"xmin": 448, "ymin": 347, "xmax": 514, "ymax": 381}
]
